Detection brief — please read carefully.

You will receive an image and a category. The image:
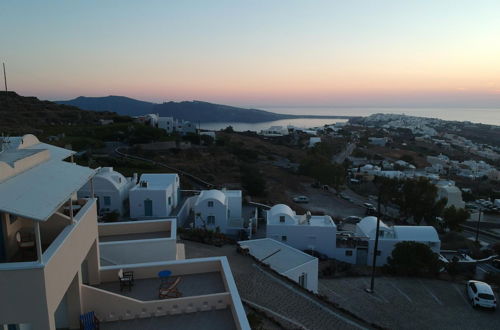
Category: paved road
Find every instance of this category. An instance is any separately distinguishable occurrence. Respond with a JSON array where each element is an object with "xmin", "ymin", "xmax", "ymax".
[{"xmin": 184, "ymin": 241, "xmax": 373, "ymax": 330}]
